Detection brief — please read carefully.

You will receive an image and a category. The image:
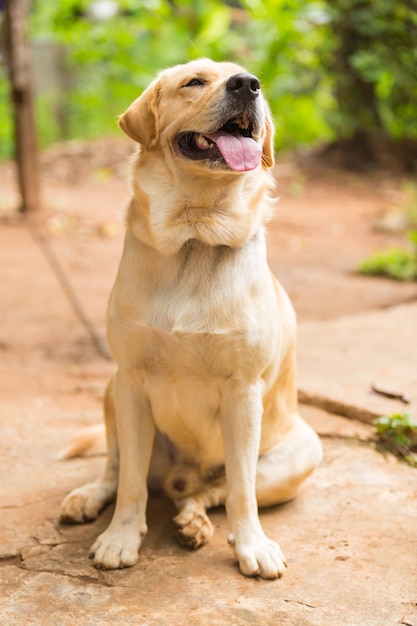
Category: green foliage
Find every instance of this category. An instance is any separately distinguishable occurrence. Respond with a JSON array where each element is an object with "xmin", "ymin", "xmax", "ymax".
[
  {"xmin": 358, "ymin": 231, "xmax": 417, "ymax": 281},
  {"xmin": 238, "ymin": 0, "xmax": 334, "ymax": 150},
  {"xmin": 374, "ymin": 413, "xmax": 417, "ymax": 466},
  {"xmin": 1, "ymin": 0, "xmax": 334, "ymax": 158},
  {"xmin": 44, "ymin": 0, "xmax": 333, "ymax": 150},
  {"xmin": 322, "ymin": 0, "xmax": 417, "ymax": 140},
  {"xmin": 1, "ymin": 0, "xmax": 417, "ymax": 159}
]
